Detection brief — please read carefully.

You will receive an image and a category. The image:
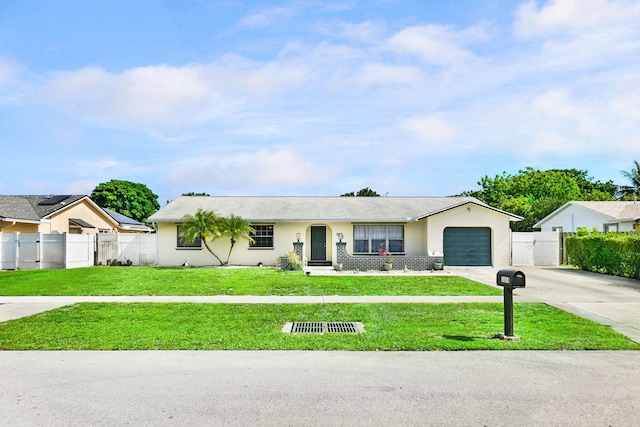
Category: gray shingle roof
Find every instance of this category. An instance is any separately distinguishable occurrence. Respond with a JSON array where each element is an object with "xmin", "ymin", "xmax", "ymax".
[
  {"xmin": 148, "ymin": 196, "xmax": 522, "ymax": 223},
  {"xmin": 0, "ymin": 195, "xmax": 87, "ymax": 221},
  {"xmin": 571, "ymin": 201, "xmax": 640, "ymax": 220}
]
